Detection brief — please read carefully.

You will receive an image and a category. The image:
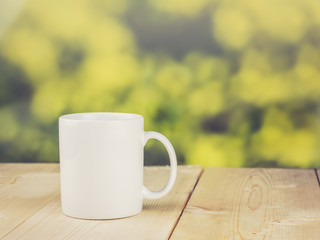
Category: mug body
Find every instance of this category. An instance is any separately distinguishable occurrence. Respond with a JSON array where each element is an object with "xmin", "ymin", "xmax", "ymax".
[{"xmin": 59, "ymin": 113, "xmax": 144, "ymax": 219}]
